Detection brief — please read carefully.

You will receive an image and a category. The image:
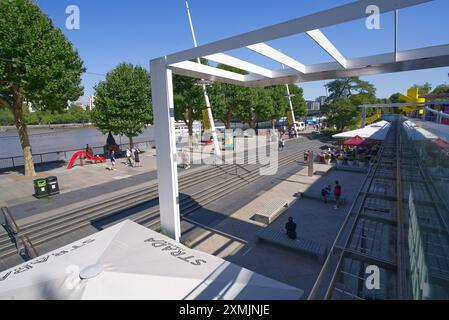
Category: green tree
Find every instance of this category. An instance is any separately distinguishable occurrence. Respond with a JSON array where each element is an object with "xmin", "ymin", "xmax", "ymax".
[
  {"xmin": 432, "ymin": 84, "xmax": 449, "ymax": 95},
  {"xmin": 326, "ymin": 77, "xmax": 376, "ymax": 101},
  {"xmin": 173, "ymin": 74, "xmax": 203, "ymax": 146},
  {"xmin": 0, "ymin": 0, "xmax": 85, "ymax": 176},
  {"xmin": 92, "ymin": 63, "xmax": 152, "ymax": 148},
  {"xmin": 269, "ymin": 85, "xmax": 306, "ymax": 128},
  {"xmin": 208, "ymin": 64, "xmax": 252, "ymax": 129},
  {"xmin": 237, "ymin": 87, "xmax": 273, "ymax": 129},
  {"xmin": 321, "ymin": 99, "xmax": 358, "ymax": 132},
  {"xmin": 412, "ymin": 82, "xmax": 432, "ymax": 95},
  {"xmin": 389, "ymin": 93, "xmax": 404, "ymax": 104}
]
